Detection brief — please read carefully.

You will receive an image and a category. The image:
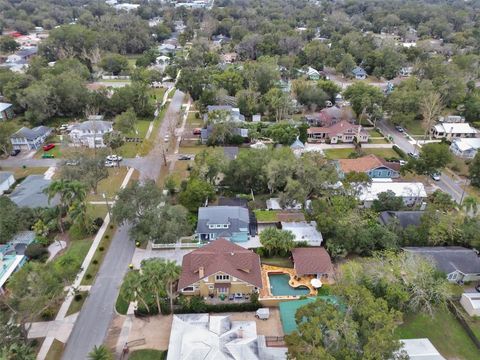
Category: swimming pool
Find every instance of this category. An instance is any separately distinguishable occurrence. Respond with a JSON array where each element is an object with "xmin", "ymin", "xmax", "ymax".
[{"xmin": 268, "ymin": 273, "xmax": 310, "ymax": 296}]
